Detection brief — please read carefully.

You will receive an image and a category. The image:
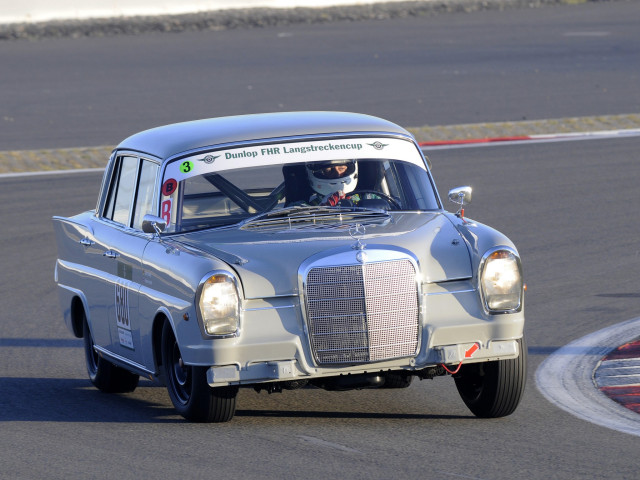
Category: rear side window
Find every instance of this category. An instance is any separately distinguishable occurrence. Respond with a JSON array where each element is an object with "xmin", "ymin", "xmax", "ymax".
[{"xmin": 103, "ymin": 156, "xmax": 158, "ymax": 228}]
